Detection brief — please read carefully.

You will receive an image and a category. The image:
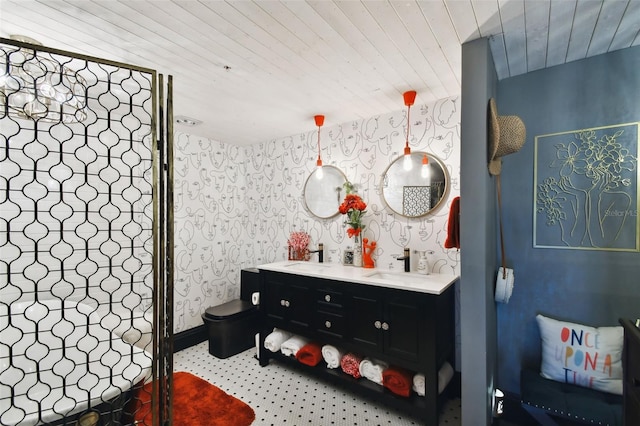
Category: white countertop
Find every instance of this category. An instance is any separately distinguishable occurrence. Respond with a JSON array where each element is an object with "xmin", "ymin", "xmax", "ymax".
[{"xmin": 257, "ymin": 261, "xmax": 458, "ymax": 295}]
